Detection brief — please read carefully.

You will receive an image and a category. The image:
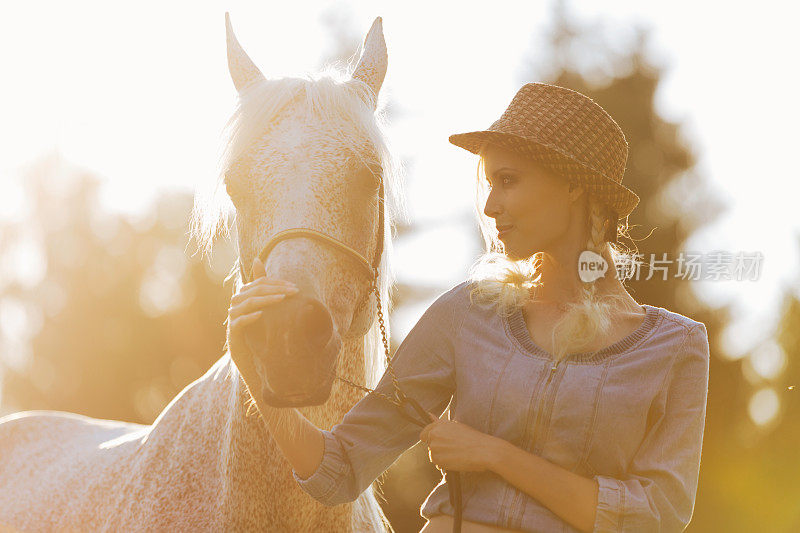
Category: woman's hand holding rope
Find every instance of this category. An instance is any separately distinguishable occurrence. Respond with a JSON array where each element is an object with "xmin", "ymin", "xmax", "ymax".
[{"xmin": 420, "ymin": 414, "xmax": 507, "ymax": 473}]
